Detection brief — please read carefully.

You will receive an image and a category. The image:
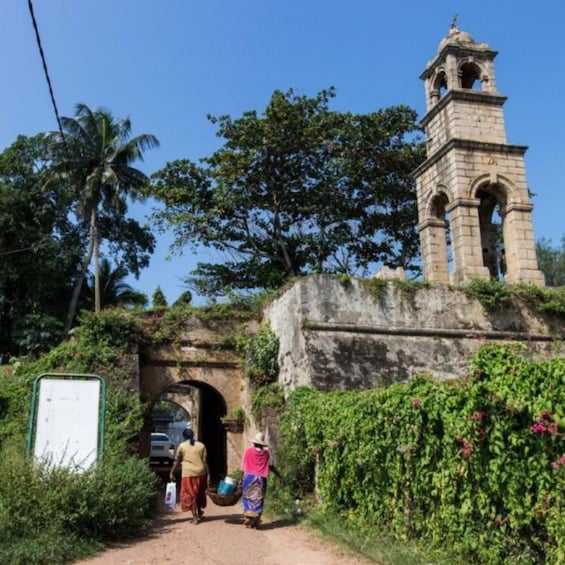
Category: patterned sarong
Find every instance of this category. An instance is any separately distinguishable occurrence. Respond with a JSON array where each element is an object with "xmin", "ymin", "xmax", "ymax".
[
  {"xmin": 242, "ymin": 473, "xmax": 267, "ymax": 518},
  {"xmin": 180, "ymin": 475, "xmax": 207, "ymax": 512}
]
